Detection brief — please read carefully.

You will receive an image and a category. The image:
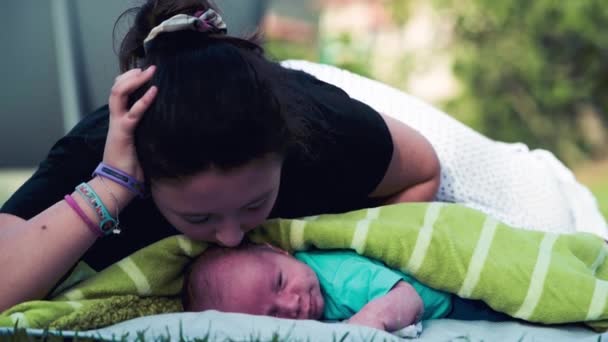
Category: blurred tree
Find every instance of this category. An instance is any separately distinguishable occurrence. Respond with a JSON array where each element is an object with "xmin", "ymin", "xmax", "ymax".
[
  {"xmin": 319, "ymin": 32, "xmax": 373, "ymax": 78},
  {"xmin": 386, "ymin": 0, "xmax": 412, "ymax": 26},
  {"xmin": 433, "ymin": 0, "xmax": 608, "ymax": 164},
  {"xmin": 265, "ymin": 39, "xmax": 319, "ymax": 62},
  {"xmin": 262, "ymin": 0, "xmax": 319, "ymax": 64}
]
